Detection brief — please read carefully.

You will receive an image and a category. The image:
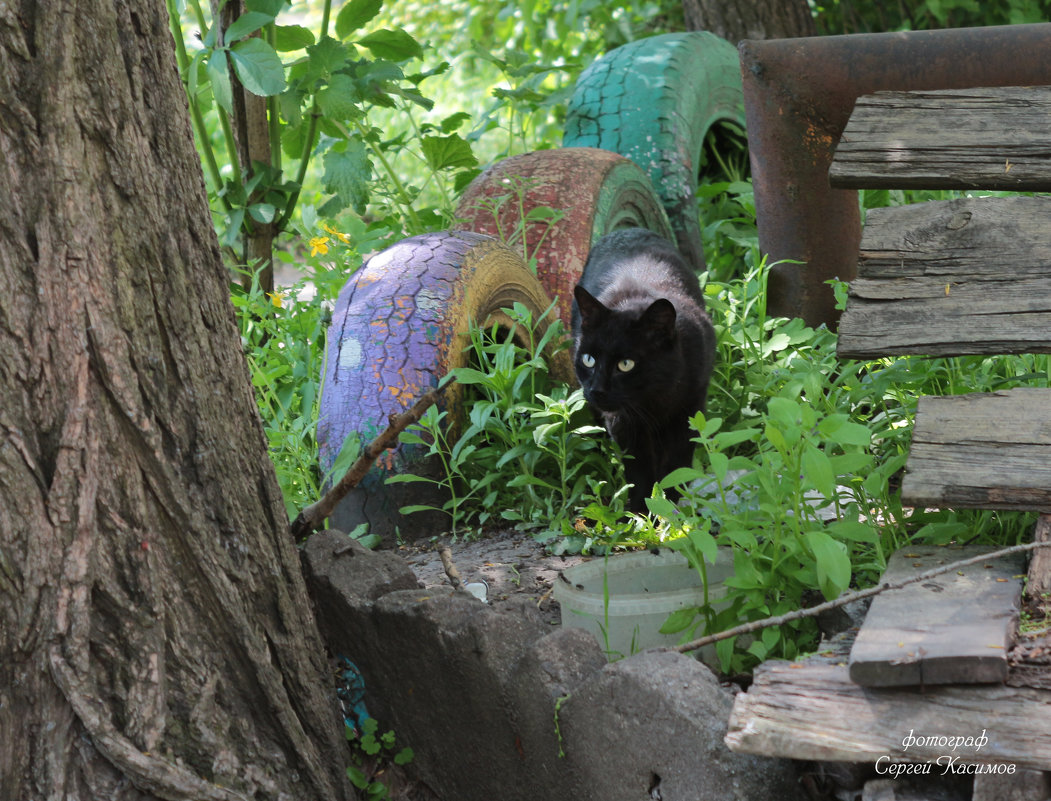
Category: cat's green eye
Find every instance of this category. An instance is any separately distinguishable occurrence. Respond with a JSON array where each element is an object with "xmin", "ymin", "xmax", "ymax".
[
  {"xmin": 581, "ymin": 353, "xmax": 596, "ymax": 368},
  {"xmin": 617, "ymin": 359, "xmax": 635, "ymax": 373}
]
